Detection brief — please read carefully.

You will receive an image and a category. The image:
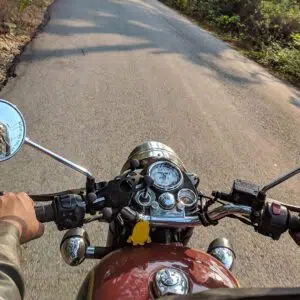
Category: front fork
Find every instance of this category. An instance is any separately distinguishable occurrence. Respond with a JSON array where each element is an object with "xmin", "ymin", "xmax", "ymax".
[{"xmin": 106, "ymin": 223, "xmax": 115, "ymax": 247}]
